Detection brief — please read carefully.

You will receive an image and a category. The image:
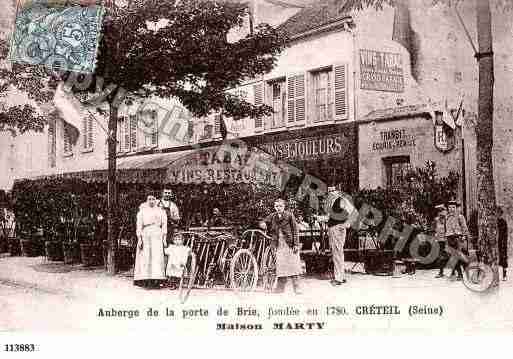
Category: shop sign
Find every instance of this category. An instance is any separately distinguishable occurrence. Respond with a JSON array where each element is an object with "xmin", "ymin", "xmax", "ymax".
[
  {"xmin": 360, "ymin": 49, "xmax": 404, "ymax": 93},
  {"xmin": 166, "ymin": 146, "xmax": 285, "ymax": 187},
  {"xmin": 371, "ymin": 128, "xmax": 416, "ymax": 151},
  {"xmin": 434, "ymin": 123, "xmax": 455, "ymax": 152},
  {"xmin": 258, "ymin": 134, "xmax": 344, "ymax": 161}
]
